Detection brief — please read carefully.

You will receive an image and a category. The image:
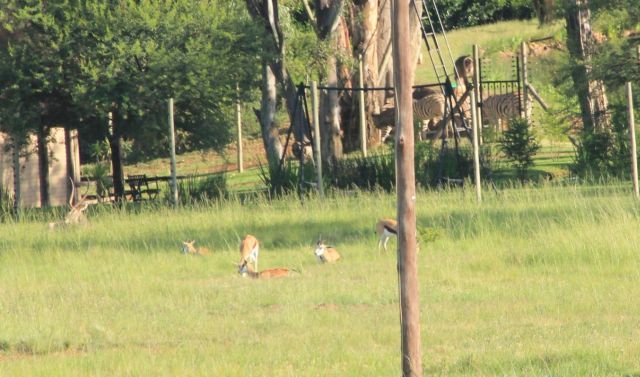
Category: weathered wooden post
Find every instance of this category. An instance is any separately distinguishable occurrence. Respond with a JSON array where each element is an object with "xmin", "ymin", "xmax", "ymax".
[
  {"xmin": 12, "ymin": 138, "xmax": 21, "ymax": 215},
  {"xmin": 520, "ymin": 41, "xmax": 531, "ymax": 122},
  {"xmin": 627, "ymin": 82, "xmax": 639, "ymax": 199},
  {"xmin": 392, "ymin": 0, "xmax": 422, "ymax": 375},
  {"xmin": 236, "ymin": 83, "xmax": 244, "ymax": 173},
  {"xmin": 359, "ymin": 54, "xmax": 368, "ymax": 157},
  {"xmin": 471, "ymin": 89, "xmax": 482, "ymax": 202},
  {"xmin": 311, "ymin": 81, "xmax": 324, "ymax": 197},
  {"xmin": 168, "ymin": 98, "xmax": 178, "ymax": 205},
  {"xmin": 473, "ymin": 44, "xmax": 483, "ymax": 144}
]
